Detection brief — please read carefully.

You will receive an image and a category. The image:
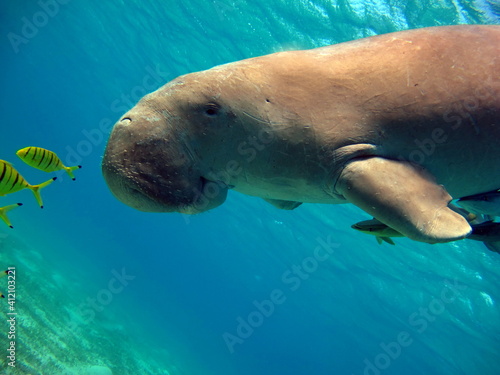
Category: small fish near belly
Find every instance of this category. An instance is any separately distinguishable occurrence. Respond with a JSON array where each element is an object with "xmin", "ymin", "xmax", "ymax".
[
  {"xmin": 458, "ymin": 190, "xmax": 500, "ymax": 218},
  {"xmin": 352, "ymin": 215, "xmax": 500, "ymax": 255}
]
